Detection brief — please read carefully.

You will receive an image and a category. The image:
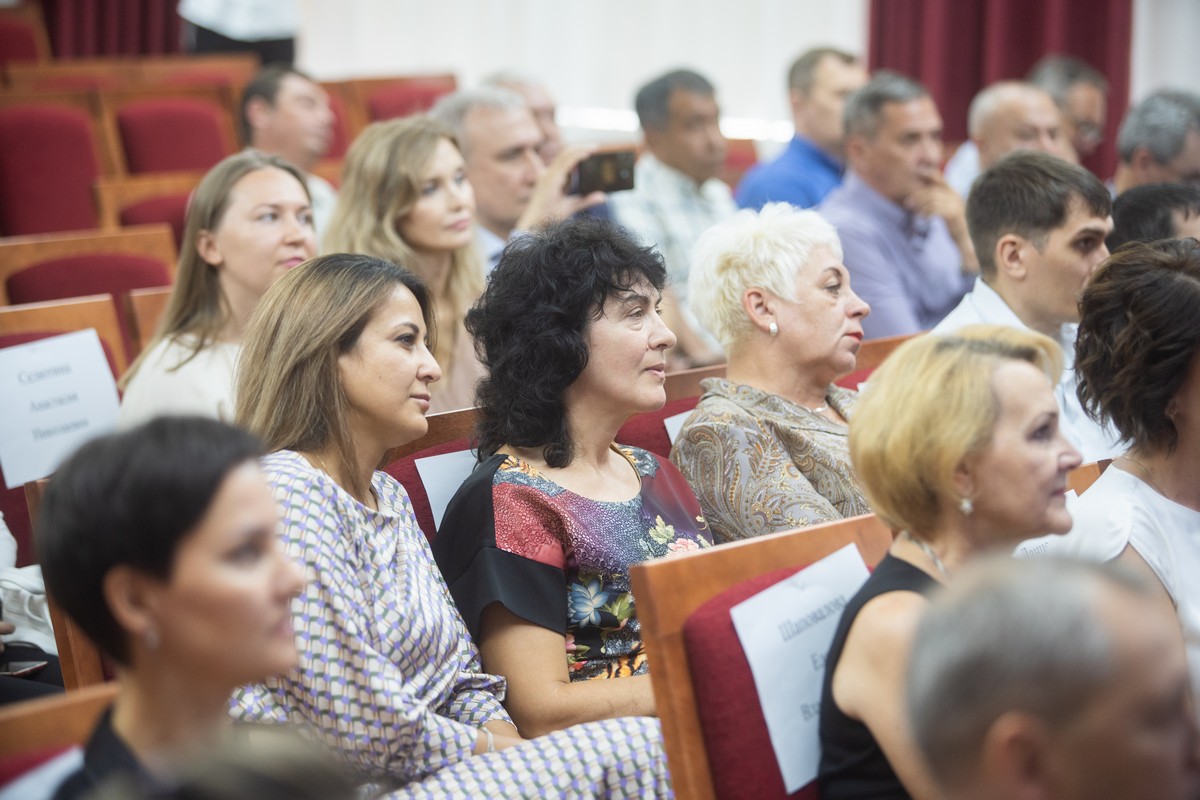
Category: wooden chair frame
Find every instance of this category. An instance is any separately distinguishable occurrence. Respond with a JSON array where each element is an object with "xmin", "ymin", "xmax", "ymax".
[
  {"xmin": 0, "ymin": 3, "xmax": 53, "ymax": 65},
  {"xmin": 0, "ymin": 682, "xmax": 117, "ymax": 757},
  {"xmin": 663, "ymin": 363, "xmax": 726, "ymax": 404},
  {"xmin": 630, "ymin": 514, "xmax": 894, "ymax": 800},
  {"xmin": 0, "ymin": 89, "xmax": 118, "ymax": 178},
  {"xmin": 855, "ymin": 332, "xmax": 920, "ymax": 374},
  {"xmin": 1067, "ymin": 459, "xmax": 1111, "ymax": 496},
  {"xmin": 383, "ymin": 406, "xmax": 479, "ymax": 464},
  {"xmin": 0, "ymin": 294, "xmax": 130, "ymax": 374},
  {"xmin": 0, "ymin": 223, "xmax": 177, "ymax": 306},
  {"xmin": 123, "ymin": 286, "xmax": 173, "ymax": 355},
  {"xmin": 93, "ymin": 169, "xmax": 202, "ymax": 231}
]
